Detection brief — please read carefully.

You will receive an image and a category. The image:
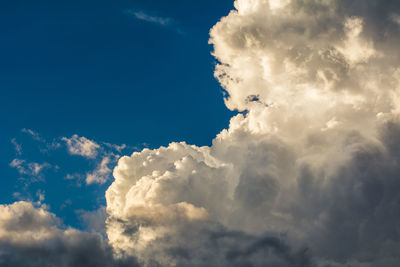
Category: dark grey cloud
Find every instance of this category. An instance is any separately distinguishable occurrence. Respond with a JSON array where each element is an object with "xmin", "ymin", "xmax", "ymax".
[{"xmin": 0, "ymin": 233, "xmax": 139, "ymax": 267}]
